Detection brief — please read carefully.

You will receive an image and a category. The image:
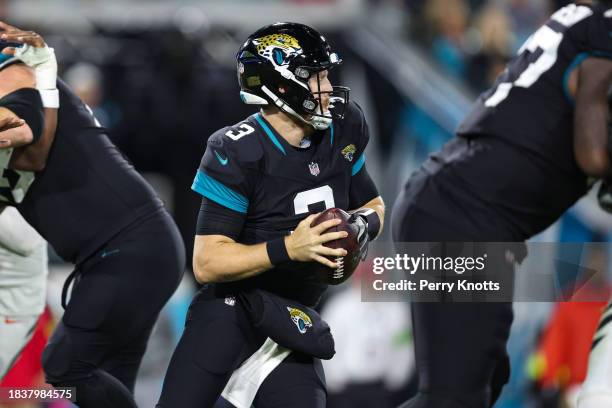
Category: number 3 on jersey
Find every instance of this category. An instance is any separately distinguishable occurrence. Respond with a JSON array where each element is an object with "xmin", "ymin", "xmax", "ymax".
[
  {"xmin": 294, "ymin": 186, "xmax": 335, "ymax": 215},
  {"xmin": 225, "ymin": 124, "xmax": 255, "ymax": 141},
  {"xmin": 485, "ymin": 4, "xmax": 592, "ymax": 107}
]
